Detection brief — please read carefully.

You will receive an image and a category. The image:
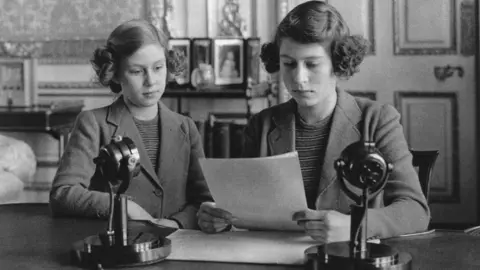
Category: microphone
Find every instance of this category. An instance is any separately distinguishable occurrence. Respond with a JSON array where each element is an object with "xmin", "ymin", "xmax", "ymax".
[
  {"xmin": 335, "ymin": 141, "xmax": 392, "ymax": 206},
  {"xmin": 71, "ymin": 135, "xmax": 172, "ymax": 269},
  {"xmin": 92, "ymin": 135, "xmax": 141, "ymax": 246},
  {"xmin": 93, "ymin": 135, "xmax": 140, "ymax": 191},
  {"xmin": 305, "ymin": 140, "xmax": 413, "ymax": 270},
  {"xmin": 334, "ymin": 140, "xmax": 393, "ymax": 259}
]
